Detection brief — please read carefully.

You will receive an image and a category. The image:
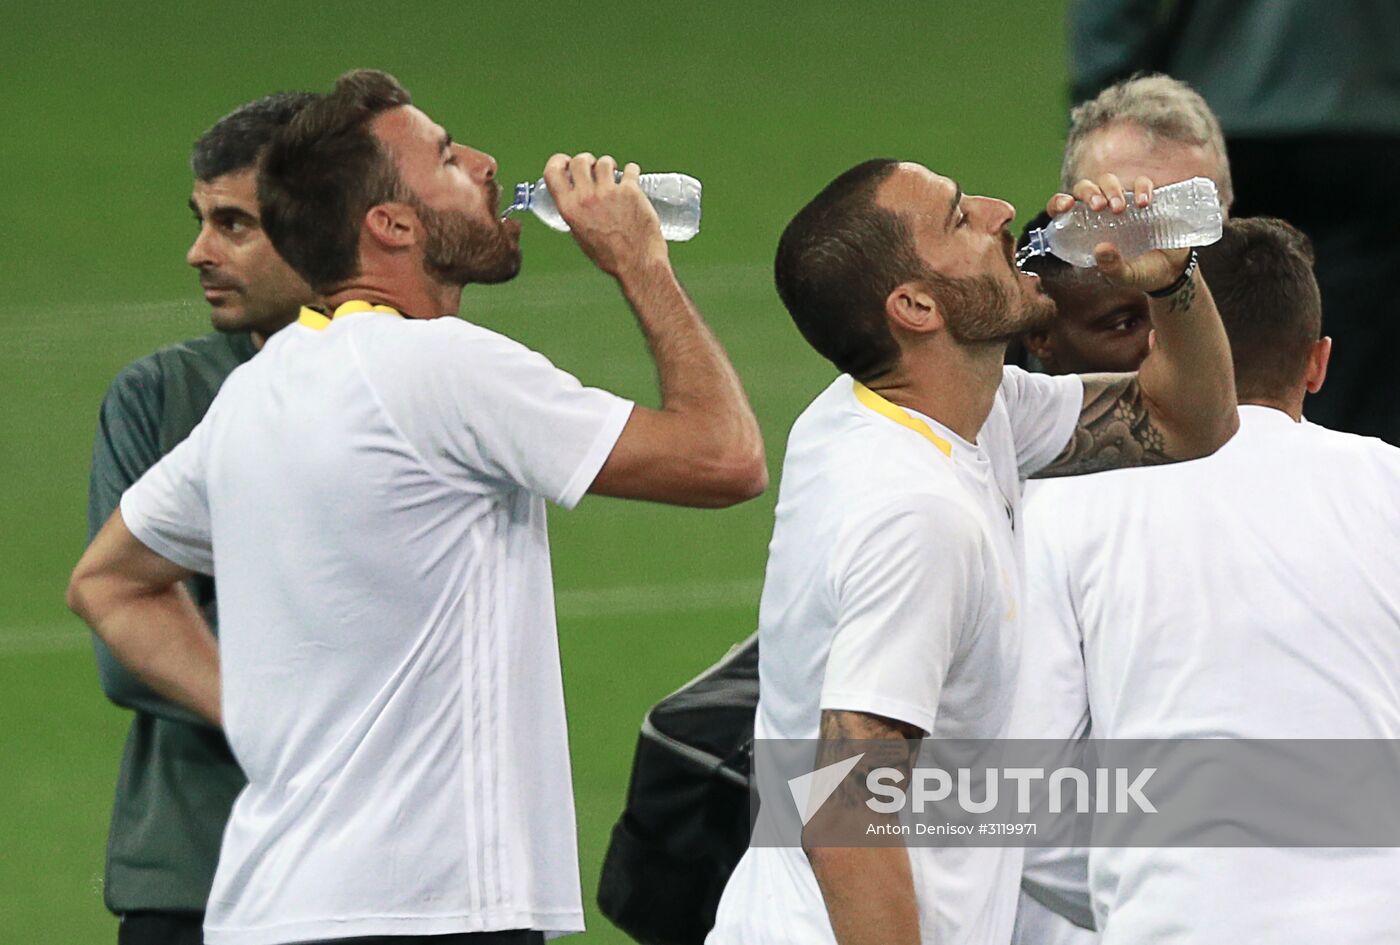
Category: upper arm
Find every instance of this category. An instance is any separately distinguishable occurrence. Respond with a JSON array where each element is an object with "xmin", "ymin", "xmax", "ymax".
[
  {"xmin": 86, "ymin": 364, "xmax": 203, "ymax": 718},
  {"xmin": 805, "ymin": 708, "xmax": 923, "ymax": 851},
  {"xmin": 1032, "ymin": 372, "xmax": 1173, "ymax": 478},
  {"xmin": 89, "ymin": 363, "xmax": 164, "ymax": 538},
  {"xmin": 820, "ymin": 498, "xmax": 984, "ymax": 736},
  {"xmin": 70, "ymin": 508, "xmax": 197, "ymax": 619}
]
